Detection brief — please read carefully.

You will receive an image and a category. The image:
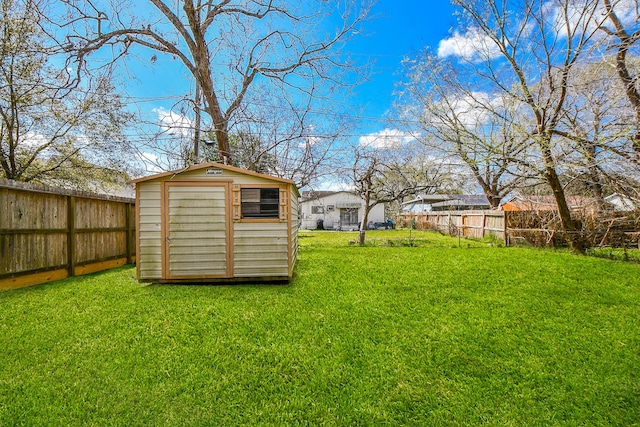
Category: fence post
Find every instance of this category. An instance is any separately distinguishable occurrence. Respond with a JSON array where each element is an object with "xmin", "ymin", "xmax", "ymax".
[
  {"xmin": 461, "ymin": 212, "xmax": 466, "ymax": 238},
  {"xmin": 67, "ymin": 196, "xmax": 76, "ymax": 277},
  {"xmin": 482, "ymin": 212, "xmax": 487, "ymax": 239},
  {"xmin": 125, "ymin": 202, "xmax": 134, "ymax": 264},
  {"xmin": 503, "ymin": 210, "xmax": 508, "ymax": 246}
]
